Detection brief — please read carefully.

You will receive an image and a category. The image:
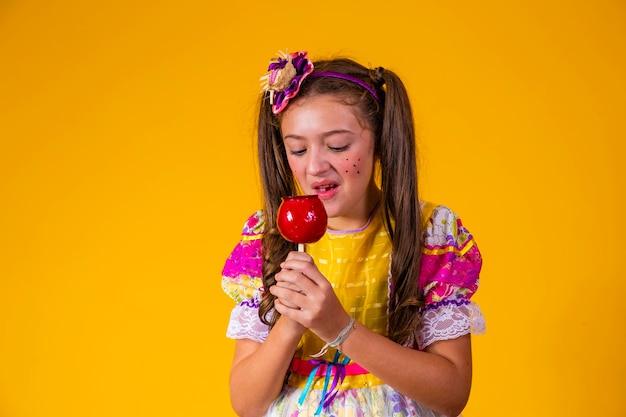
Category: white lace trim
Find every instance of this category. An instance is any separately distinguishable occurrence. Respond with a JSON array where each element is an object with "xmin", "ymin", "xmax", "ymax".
[
  {"xmin": 416, "ymin": 301, "xmax": 486, "ymax": 350},
  {"xmin": 226, "ymin": 300, "xmax": 485, "ymax": 351},
  {"xmin": 226, "ymin": 304, "xmax": 269, "ymax": 343}
]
